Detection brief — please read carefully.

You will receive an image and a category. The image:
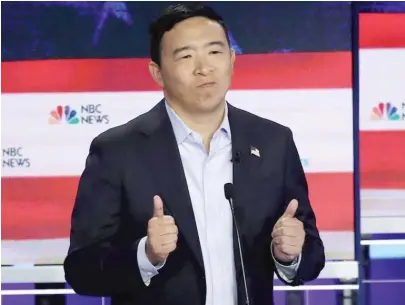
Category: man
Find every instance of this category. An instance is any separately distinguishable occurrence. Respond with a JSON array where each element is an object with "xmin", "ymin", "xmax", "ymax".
[{"xmin": 64, "ymin": 3, "xmax": 325, "ymax": 305}]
